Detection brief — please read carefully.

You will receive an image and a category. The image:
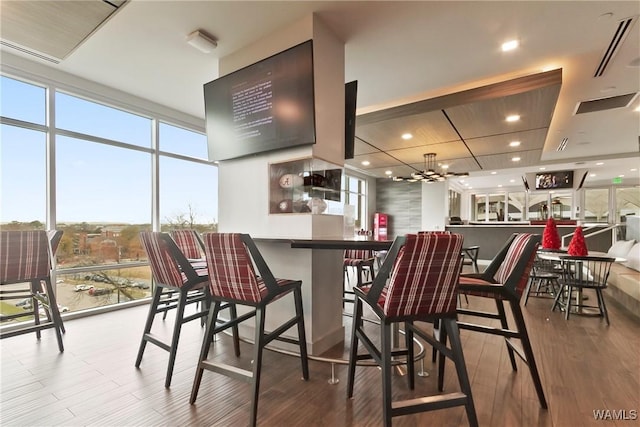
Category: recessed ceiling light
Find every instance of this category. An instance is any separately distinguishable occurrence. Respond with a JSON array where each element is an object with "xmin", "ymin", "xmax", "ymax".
[
  {"xmin": 539, "ymin": 167, "xmax": 546, "ymax": 170},
  {"xmin": 385, "ymin": 170, "xmax": 392, "ymax": 175},
  {"xmin": 512, "ymin": 157, "xmax": 521, "ymax": 162},
  {"xmin": 501, "ymin": 40, "xmax": 519, "ymax": 52},
  {"xmin": 441, "ymin": 164, "xmax": 449, "ymax": 169},
  {"xmin": 619, "ymin": 174, "xmax": 625, "ymax": 178},
  {"xmin": 596, "ymin": 162, "xmax": 604, "ymax": 166},
  {"xmin": 361, "ymin": 160, "xmax": 370, "ymax": 166},
  {"xmin": 590, "ymin": 173, "xmax": 596, "ymax": 177},
  {"xmin": 631, "ymin": 168, "xmax": 638, "ymax": 172},
  {"xmin": 401, "ymin": 133, "xmax": 413, "ymax": 140},
  {"xmin": 498, "ymin": 184, "xmax": 503, "ymax": 188},
  {"xmin": 491, "ymin": 171, "xmax": 497, "ymax": 175},
  {"xmin": 509, "ymin": 141, "xmax": 521, "ymax": 147},
  {"xmin": 635, "ymin": 105, "xmax": 640, "ymax": 112},
  {"xmin": 510, "ymin": 179, "xmax": 515, "ymax": 183},
  {"xmin": 505, "ymin": 114, "xmax": 520, "ymax": 122}
]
